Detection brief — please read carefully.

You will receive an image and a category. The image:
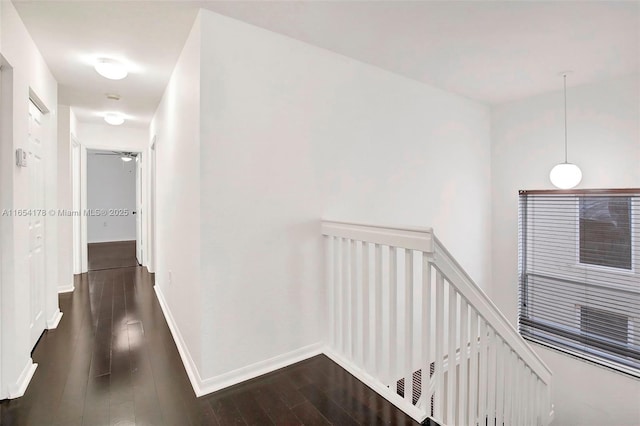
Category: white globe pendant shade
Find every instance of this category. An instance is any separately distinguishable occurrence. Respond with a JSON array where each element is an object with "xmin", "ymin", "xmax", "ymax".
[
  {"xmin": 550, "ymin": 162, "xmax": 582, "ymax": 189},
  {"xmin": 94, "ymin": 58, "xmax": 128, "ymax": 80},
  {"xmin": 104, "ymin": 113, "xmax": 125, "ymax": 126}
]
